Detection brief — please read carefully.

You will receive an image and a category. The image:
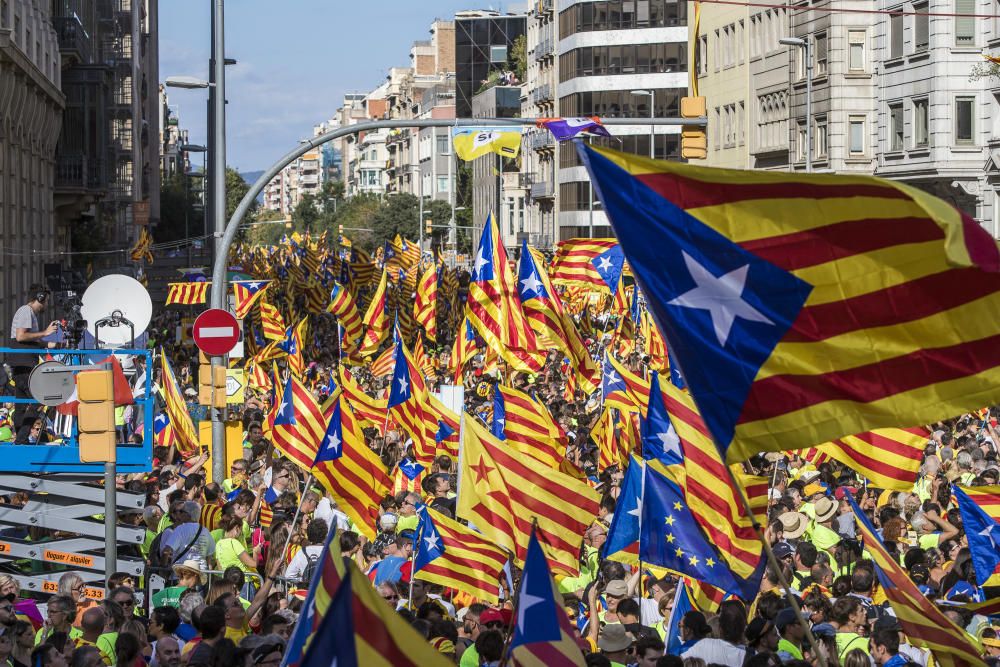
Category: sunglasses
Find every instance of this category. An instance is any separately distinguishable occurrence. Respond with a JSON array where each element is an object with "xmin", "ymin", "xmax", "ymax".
[
  {"xmin": 383, "ymin": 595, "xmax": 399, "ymax": 601},
  {"xmin": 484, "ymin": 621, "xmax": 504, "ymax": 629}
]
